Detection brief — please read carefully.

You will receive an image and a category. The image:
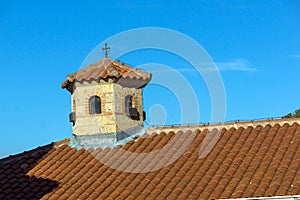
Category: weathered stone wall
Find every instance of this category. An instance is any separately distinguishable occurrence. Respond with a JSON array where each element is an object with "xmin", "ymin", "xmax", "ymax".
[
  {"xmin": 114, "ymin": 84, "xmax": 144, "ymax": 132},
  {"xmin": 71, "ymin": 80, "xmax": 116, "ymax": 135},
  {"xmin": 71, "ymin": 79, "xmax": 144, "ymax": 136}
]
